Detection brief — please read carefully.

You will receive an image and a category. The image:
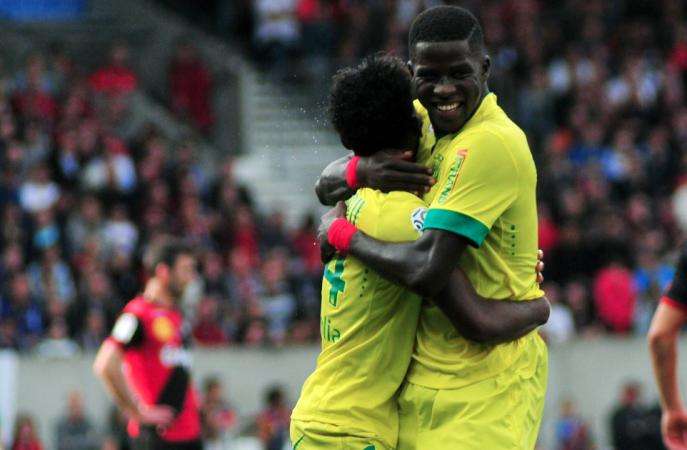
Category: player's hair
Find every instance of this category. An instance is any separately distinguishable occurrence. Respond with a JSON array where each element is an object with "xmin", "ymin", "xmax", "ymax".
[
  {"xmin": 329, "ymin": 54, "xmax": 418, "ymax": 157},
  {"xmin": 144, "ymin": 238, "xmax": 194, "ymax": 273},
  {"xmin": 408, "ymin": 6, "xmax": 484, "ymax": 56}
]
